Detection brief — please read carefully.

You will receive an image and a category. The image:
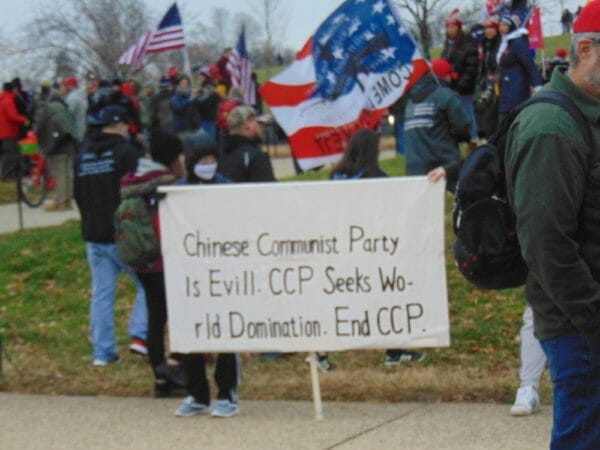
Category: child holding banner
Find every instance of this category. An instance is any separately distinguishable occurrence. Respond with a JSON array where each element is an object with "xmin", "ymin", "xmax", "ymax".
[
  {"xmin": 173, "ymin": 132, "xmax": 241, "ymax": 418},
  {"xmin": 331, "ymin": 128, "xmax": 425, "ymax": 367}
]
